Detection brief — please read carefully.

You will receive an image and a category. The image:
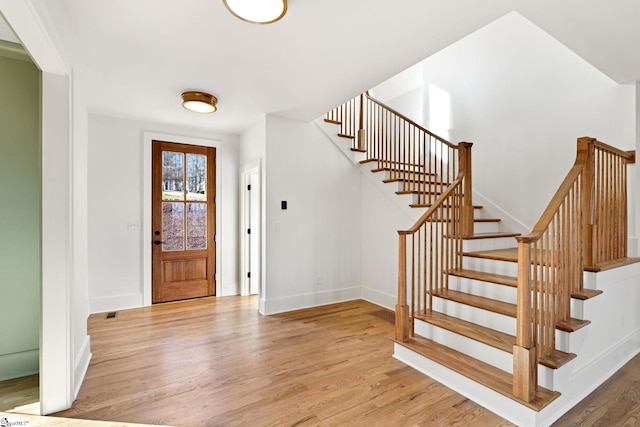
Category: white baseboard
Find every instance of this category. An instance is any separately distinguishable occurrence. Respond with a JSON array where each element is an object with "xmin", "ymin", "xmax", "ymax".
[
  {"xmin": 360, "ymin": 286, "xmax": 395, "ymax": 310},
  {"xmin": 262, "ymin": 286, "xmax": 361, "ymax": 315},
  {"xmin": 0, "ymin": 349, "xmax": 39, "ymax": 381},
  {"xmin": 73, "ymin": 336, "xmax": 91, "ymax": 400},
  {"xmin": 89, "ymin": 293, "xmax": 143, "ymax": 314}
]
